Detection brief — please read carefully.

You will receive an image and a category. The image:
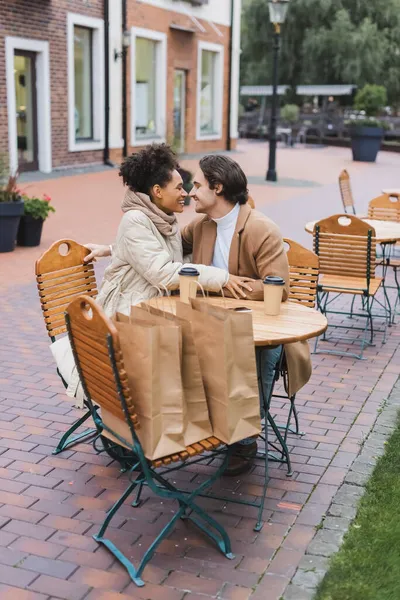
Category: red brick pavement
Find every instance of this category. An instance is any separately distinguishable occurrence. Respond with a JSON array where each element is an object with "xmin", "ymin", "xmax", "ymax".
[{"xmin": 0, "ymin": 142, "xmax": 399, "ymax": 598}]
